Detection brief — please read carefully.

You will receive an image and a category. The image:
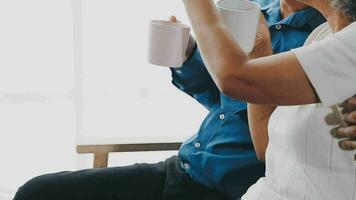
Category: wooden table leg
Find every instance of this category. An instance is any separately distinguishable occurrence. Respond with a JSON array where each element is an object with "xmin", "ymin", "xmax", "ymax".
[{"xmin": 94, "ymin": 152, "xmax": 109, "ymax": 168}]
